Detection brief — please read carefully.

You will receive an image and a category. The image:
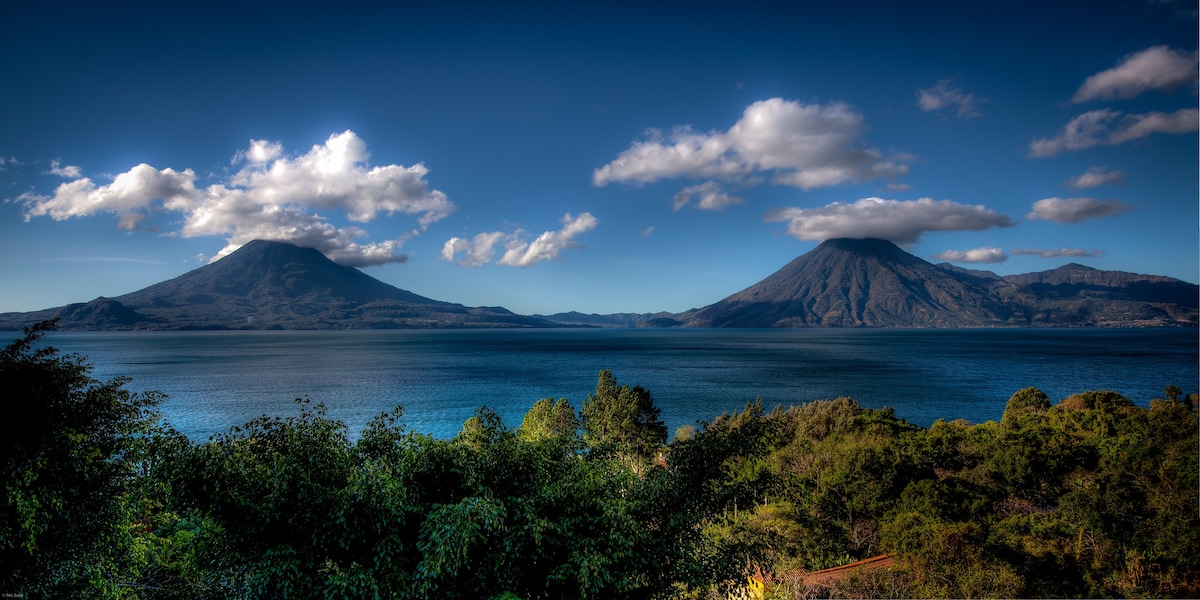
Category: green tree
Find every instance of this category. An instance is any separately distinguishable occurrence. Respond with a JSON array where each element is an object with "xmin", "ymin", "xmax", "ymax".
[
  {"xmin": 1, "ymin": 320, "xmax": 164, "ymax": 597},
  {"xmin": 516, "ymin": 397, "xmax": 580, "ymax": 447},
  {"xmin": 1001, "ymin": 386, "xmax": 1051, "ymax": 425},
  {"xmin": 172, "ymin": 398, "xmax": 360, "ymax": 598},
  {"xmin": 580, "ymin": 370, "xmax": 667, "ymax": 459}
]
